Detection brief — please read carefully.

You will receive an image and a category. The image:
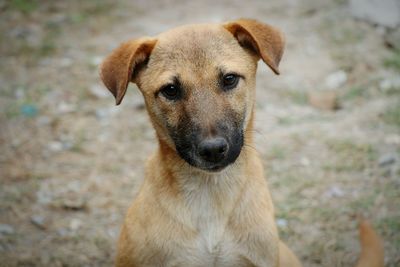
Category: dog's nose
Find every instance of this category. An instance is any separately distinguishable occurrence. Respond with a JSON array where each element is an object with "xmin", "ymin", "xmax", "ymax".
[{"xmin": 198, "ymin": 137, "xmax": 228, "ymax": 163}]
